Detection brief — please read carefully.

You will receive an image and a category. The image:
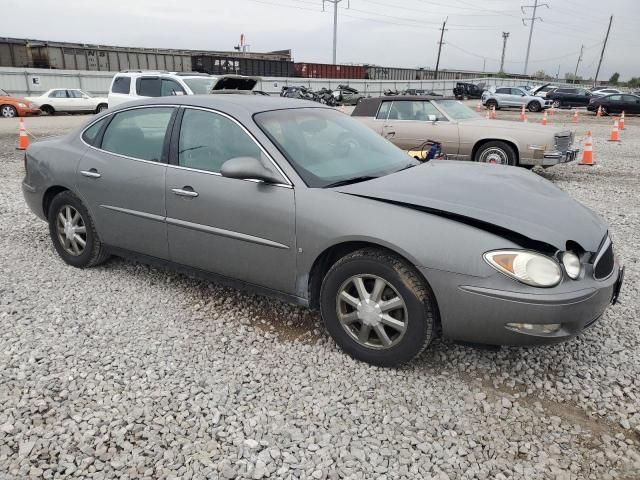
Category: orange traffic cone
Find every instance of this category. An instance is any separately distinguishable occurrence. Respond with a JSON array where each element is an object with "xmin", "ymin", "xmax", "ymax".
[
  {"xmin": 17, "ymin": 117, "xmax": 29, "ymax": 150},
  {"xmin": 541, "ymin": 111, "xmax": 548, "ymax": 126},
  {"xmin": 520, "ymin": 105, "xmax": 526, "ymax": 121},
  {"xmin": 476, "ymin": 101, "xmax": 481, "ymax": 112},
  {"xmin": 572, "ymin": 110, "xmax": 578, "ymax": 123},
  {"xmin": 579, "ymin": 130, "xmax": 594, "ymax": 166},
  {"xmin": 608, "ymin": 119, "xmax": 620, "ymax": 142},
  {"xmin": 596, "ymin": 105, "xmax": 602, "ymax": 118},
  {"xmin": 490, "ymin": 105, "xmax": 495, "ymax": 119},
  {"xmin": 549, "ymin": 105, "xmax": 555, "ymax": 116},
  {"xmin": 620, "ymin": 111, "xmax": 625, "ymax": 130}
]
